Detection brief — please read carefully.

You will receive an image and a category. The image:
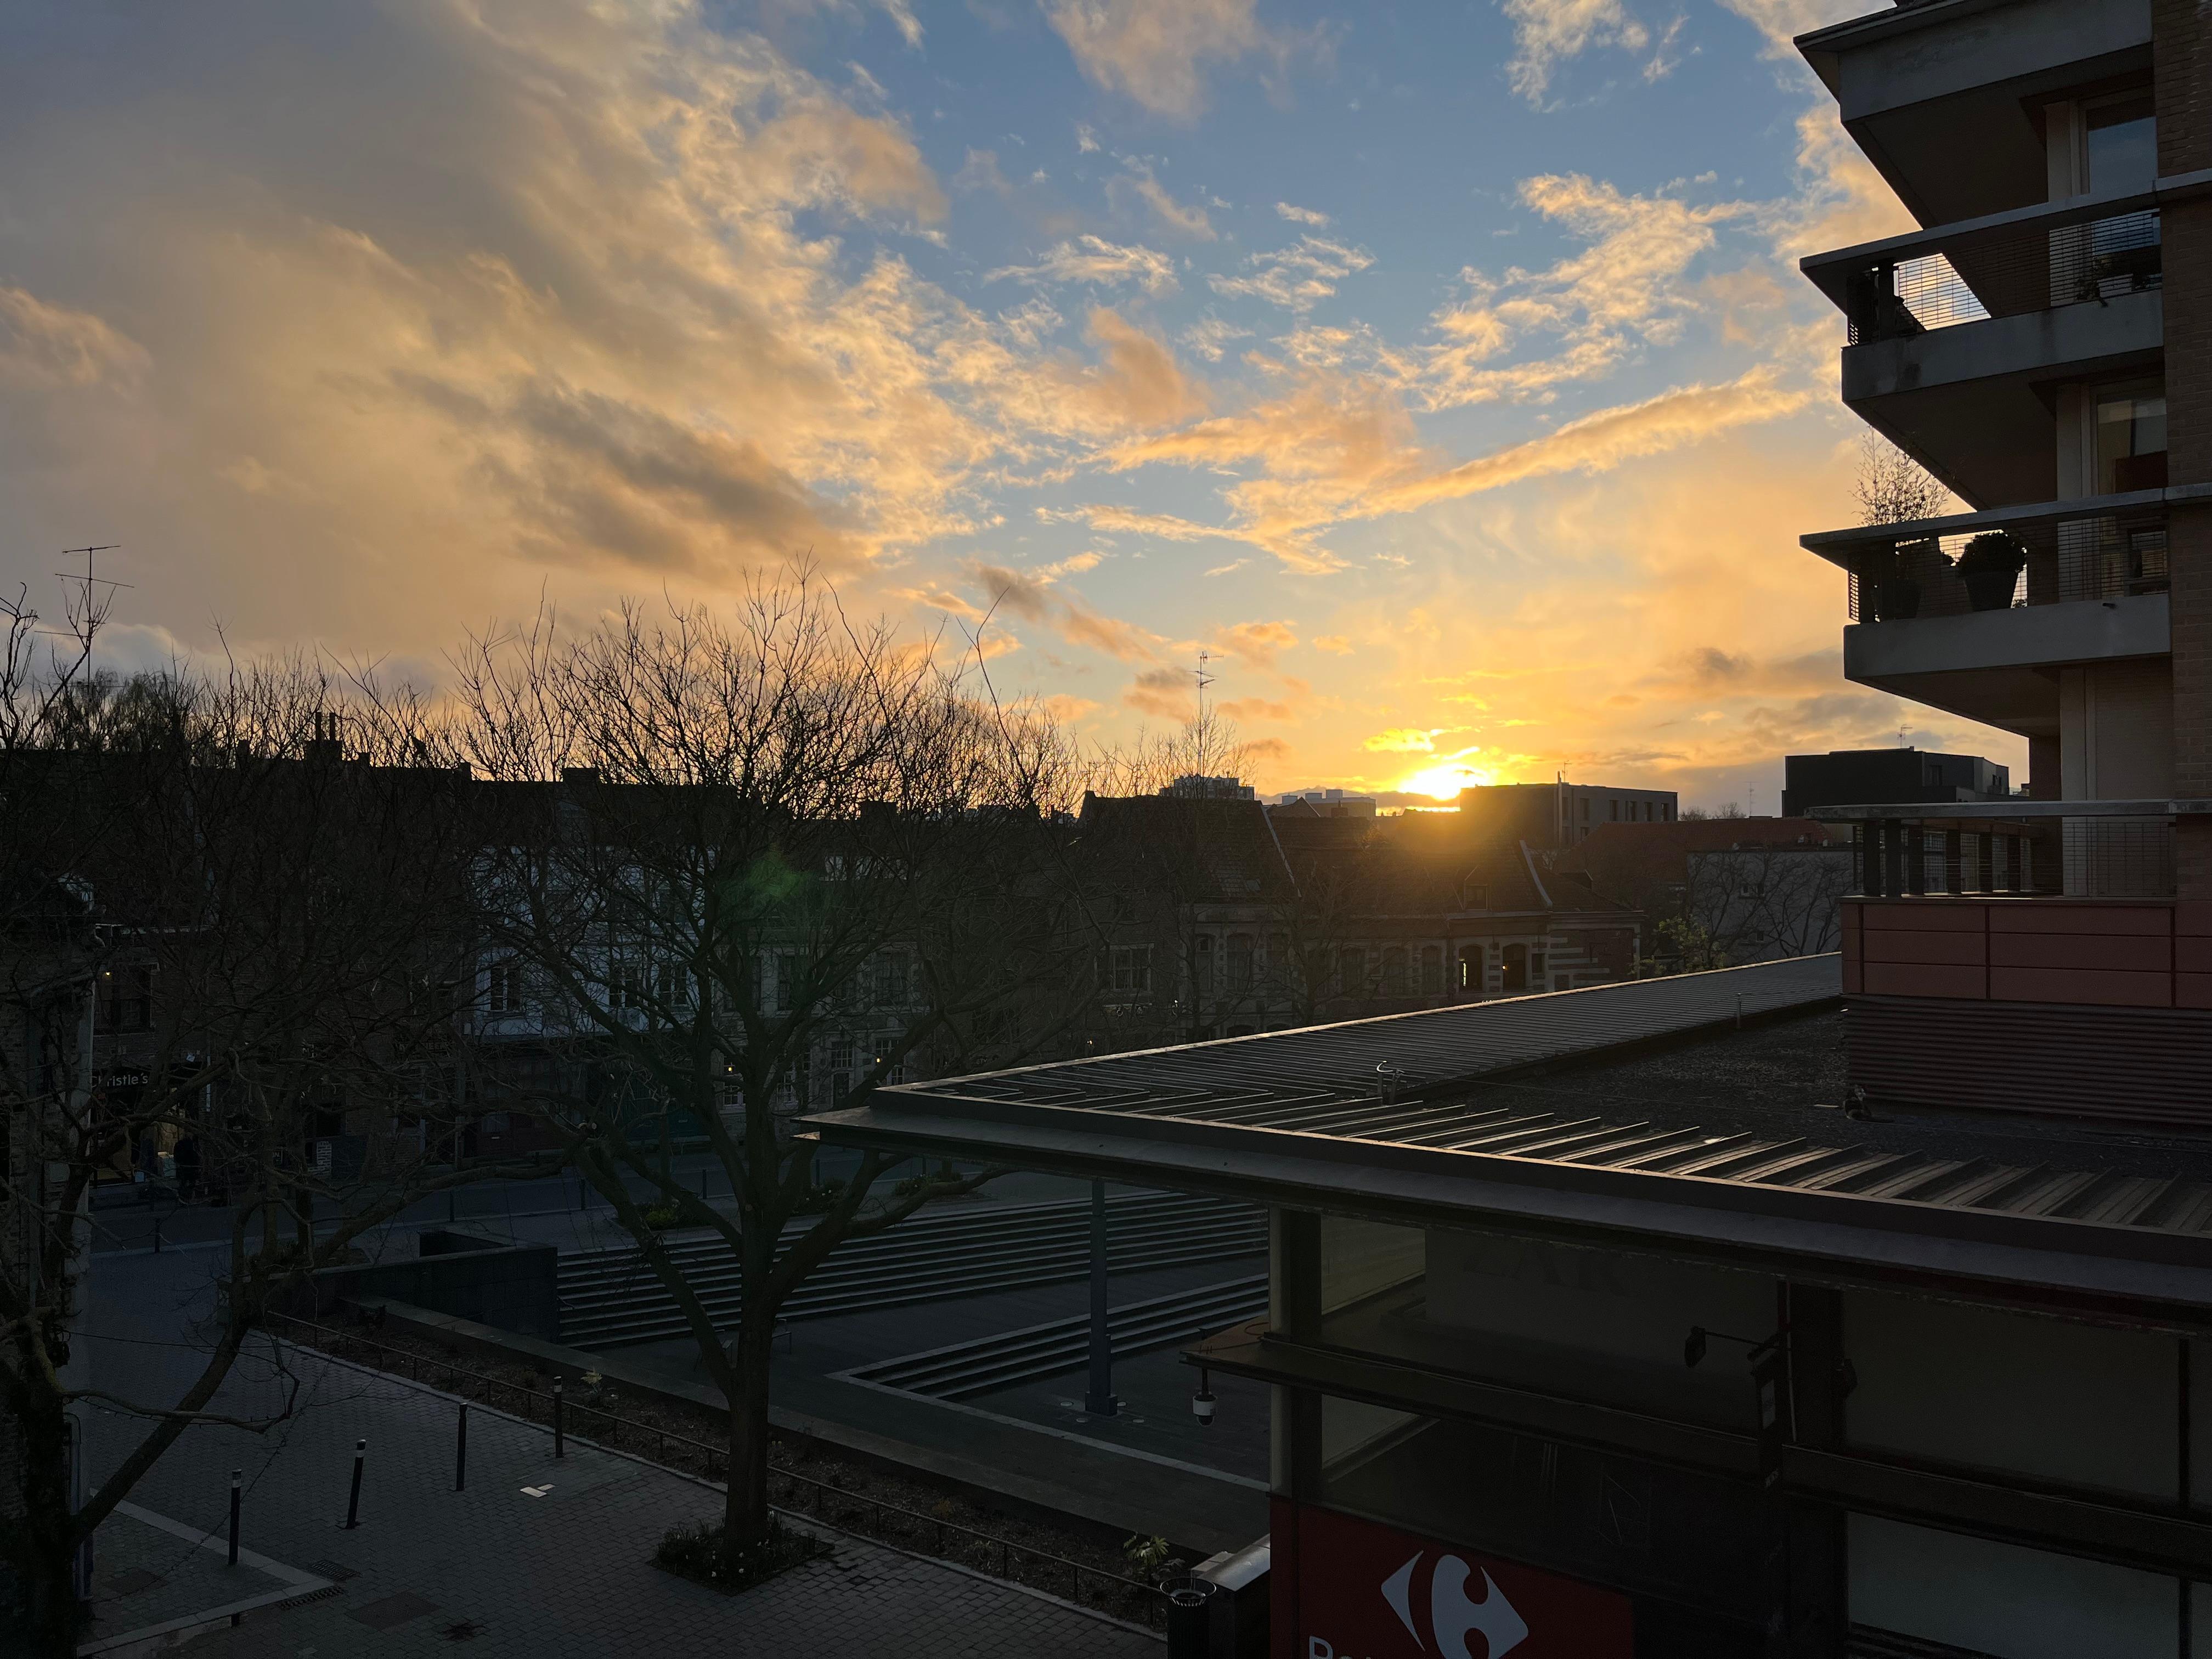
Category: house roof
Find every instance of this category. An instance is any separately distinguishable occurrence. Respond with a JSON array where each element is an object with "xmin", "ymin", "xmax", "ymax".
[{"xmin": 809, "ymin": 956, "xmax": 2212, "ymax": 1326}]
